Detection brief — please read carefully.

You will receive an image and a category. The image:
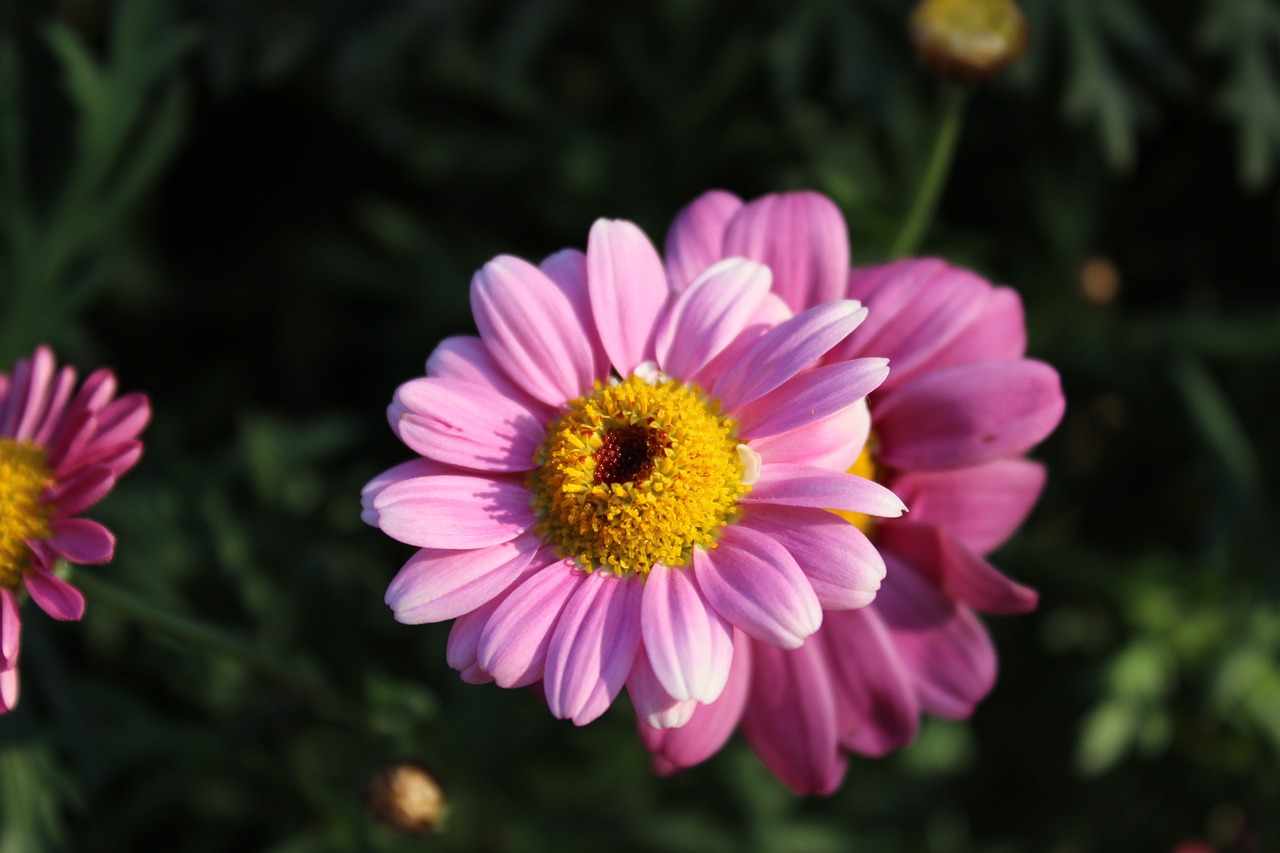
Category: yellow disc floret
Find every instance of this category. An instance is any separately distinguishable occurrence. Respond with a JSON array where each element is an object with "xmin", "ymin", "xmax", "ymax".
[
  {"xmin": 0, "ymin": 437, "xmax": 54, "ymax": 589},
  {"xmin": 529, "ymin": 375, "xmax": 749, "ymax": 575}
]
